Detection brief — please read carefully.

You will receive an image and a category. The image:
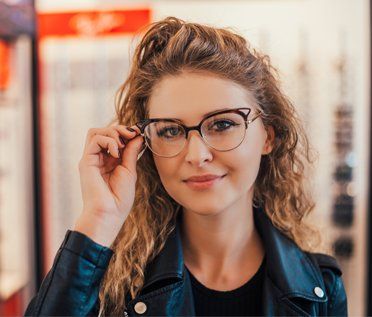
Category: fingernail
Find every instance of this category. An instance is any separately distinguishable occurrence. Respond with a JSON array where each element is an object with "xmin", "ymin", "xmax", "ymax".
[{"xmin": 119, "ymin": 136, "xmax": 127, "ymax": 145}]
